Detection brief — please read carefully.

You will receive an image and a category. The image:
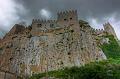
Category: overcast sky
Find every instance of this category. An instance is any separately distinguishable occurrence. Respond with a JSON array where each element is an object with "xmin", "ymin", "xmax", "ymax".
[{"xmin": 0, "ymin": 0, "xmax": 120, "ymax": 39}]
